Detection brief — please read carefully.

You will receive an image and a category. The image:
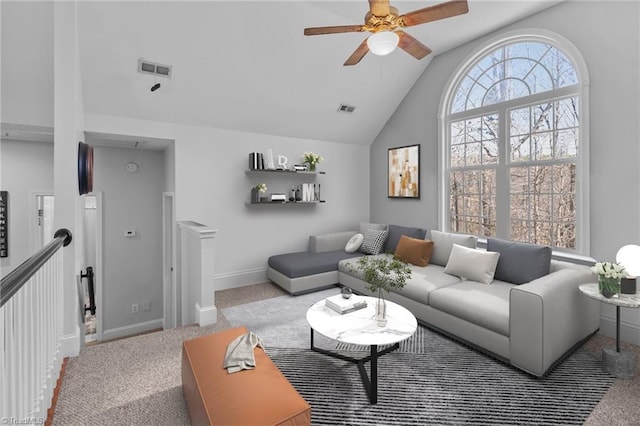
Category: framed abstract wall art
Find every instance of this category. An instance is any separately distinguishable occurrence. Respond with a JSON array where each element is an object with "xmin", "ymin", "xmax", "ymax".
[{"xmin": 388, "ymin": 144, "xmax": 420, "ymax": 199}]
